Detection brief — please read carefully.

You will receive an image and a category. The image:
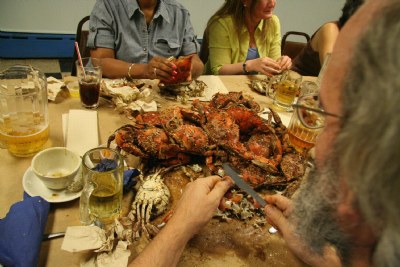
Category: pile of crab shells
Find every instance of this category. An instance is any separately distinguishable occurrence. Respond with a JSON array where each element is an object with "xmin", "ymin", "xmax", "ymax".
[
  {"xmin": 159, "ymin": 79, "xmax": 207, "ymax": 104},
  {"xmin": 249, "ymin": 74, "xmax": 283, "ymax": 96},
  {"xmin": 109, "ymin": 92, "xmax": 308, "ymax": 239}
]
